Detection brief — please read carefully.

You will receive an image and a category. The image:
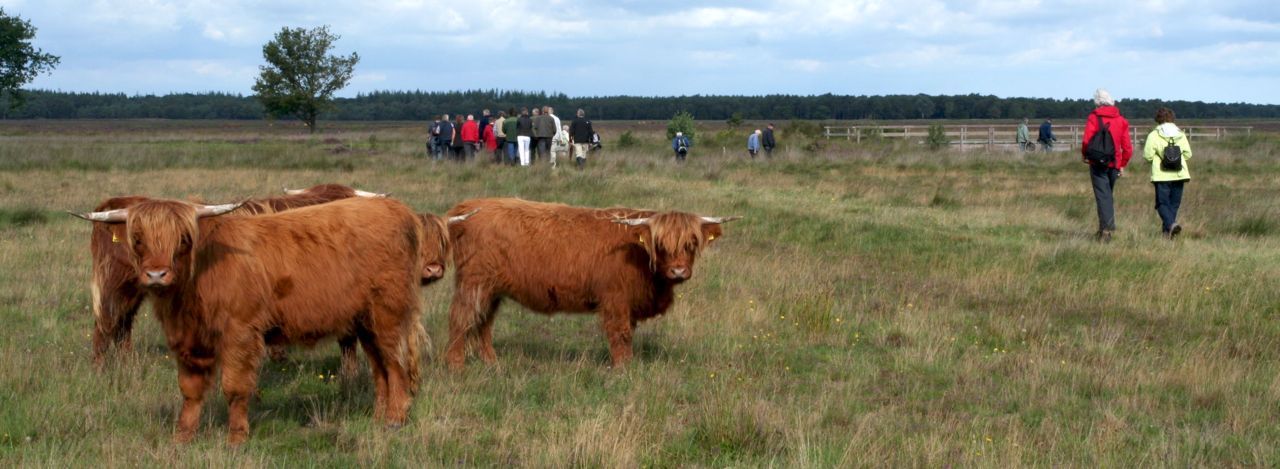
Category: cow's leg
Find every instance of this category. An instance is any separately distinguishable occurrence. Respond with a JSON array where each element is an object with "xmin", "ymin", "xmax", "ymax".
[
  {"xmin": 338, "ymin": 334, "xmax": 360, "ymax": 379},
  {"xmin": 446, "ymin": 284, "xmax": 492, "ymax": 371},
  {"xmin": 220, "ymin": 328, "xmax": 265, "ymax": 445},
  {"xmin": 599, "ymin": 305, "xmax": 635, "ymax": 368},
  {"xmin": 371, "ymin": 331, "xmax": 414, "ymax": 427},
  {"xmin": 357, "ymin": 330, "xmax": 389, "ymax": 421},
  {"xmin": 475, "ymin": 299, "xmax": 501, "ymax": 364},
  {"xmin": 174, "ymin": 360, "xmax": 213, "ymax": 443},
  {"xmin": 368, "ymin": 297, "xmax": 419, "ymax": 427},
  {"xmin": 92, "ymin": 285, "xmax": 142, "ymax": 367},
  {"xmin": 112, "ymin": 290, "xmax": 143, "ymax": 353}
]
